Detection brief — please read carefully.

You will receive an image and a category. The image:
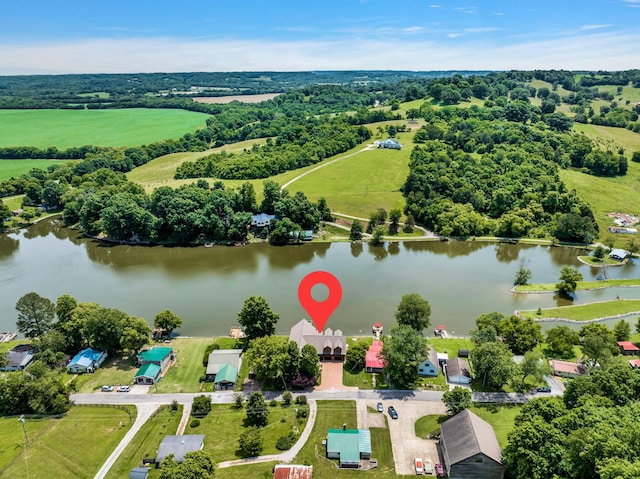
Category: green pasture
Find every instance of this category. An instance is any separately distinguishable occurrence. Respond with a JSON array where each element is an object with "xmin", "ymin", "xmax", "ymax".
[
  {"xmin": 105, "ymin": 404, "xmax": 183, "ymax": 479},
  {"xmin": 0, "ymin": 159, "xmax": 73, "ymax": 181},
  {"xmin": 518, "ymin": 299, "xmax": 640, "ymax": 321},
  {"xmin": 198, "ymin": 401, "xmax": 307, "ymax": 461},
  {"xmin": 126, "ymin": 138, "xmax": 268, "ymax": 191},
  {"xmin": 0, "ymin": 108, "xmax": 209, "ymax": 149},
  {"xmin": 0, "ymin": 415, "xmax": 50, "ymax": 473},
  {"xmin": 154, "ymin": 337, "xmax": 212, "ymax": 393},
  {"xmin": 1, "ymin": 405, "xmax": 134, "ymax": 478}
]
